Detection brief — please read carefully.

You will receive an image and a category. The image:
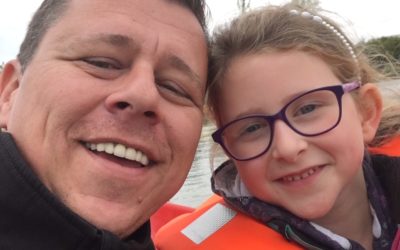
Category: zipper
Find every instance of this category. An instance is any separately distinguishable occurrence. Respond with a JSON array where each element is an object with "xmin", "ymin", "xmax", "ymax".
[{"xmin": 284, "ymin": 224, "xmax": 326, "ymax": 250}]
